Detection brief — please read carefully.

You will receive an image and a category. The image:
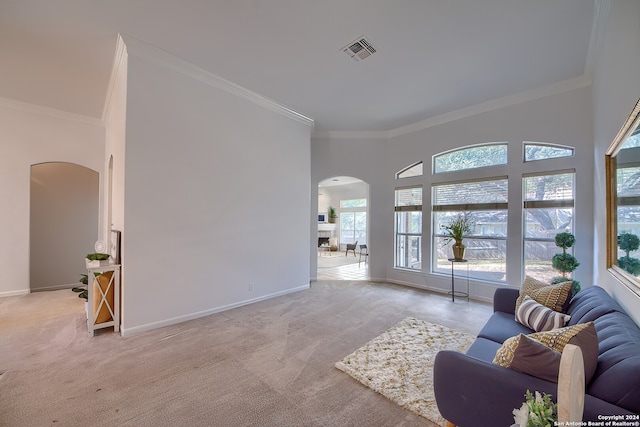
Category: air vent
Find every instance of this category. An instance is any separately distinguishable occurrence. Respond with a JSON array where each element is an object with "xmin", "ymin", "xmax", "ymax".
[{"xmin": 342, "ymin": 36, "xmax": 377, "ymax": 61}]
